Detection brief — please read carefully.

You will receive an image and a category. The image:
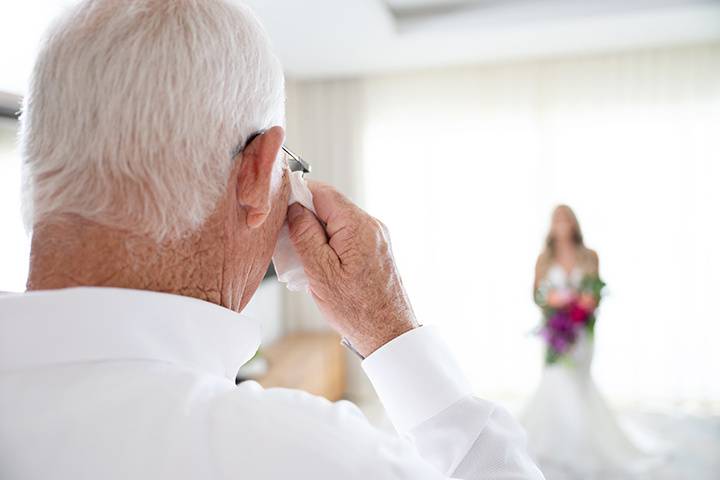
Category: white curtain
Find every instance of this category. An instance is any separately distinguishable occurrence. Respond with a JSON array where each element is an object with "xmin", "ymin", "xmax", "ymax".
[
  {"xmin": 284, "ymin": 79, "xmax": 372, "ymax": 399},
  {"xmin": 0, "ymin": 118, "xmax": 29, "ymax": 293},
  {"xmin": 287, "ymin": 43, "xmax": 720, "ymax": 409}
]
